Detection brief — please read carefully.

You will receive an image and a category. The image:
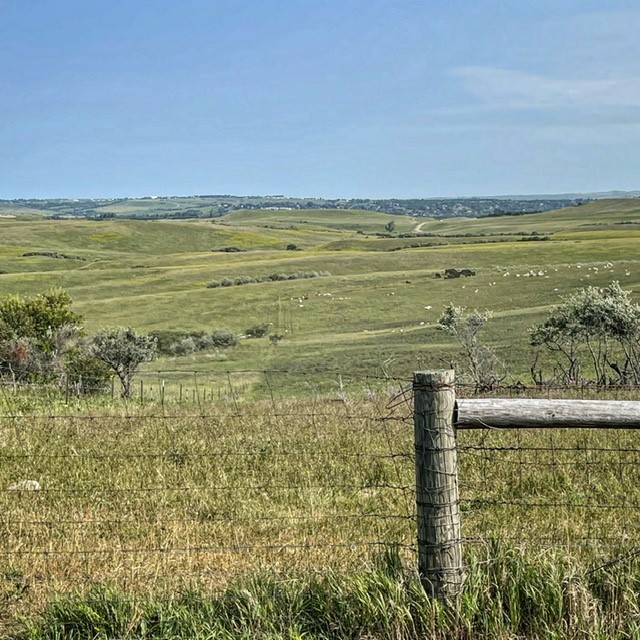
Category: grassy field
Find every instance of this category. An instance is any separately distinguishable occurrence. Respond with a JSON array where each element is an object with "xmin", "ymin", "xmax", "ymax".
[
  {"xmin": 2, "ymin": 202, "xmax": 640, "ymax": 636},
  {"xmin": 1, "ymin": 390, "xmax": 639, "ymax": 638},
  {"xmin": 1, "ymin": 201, "xmax": 640, "ymax": 389}
]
